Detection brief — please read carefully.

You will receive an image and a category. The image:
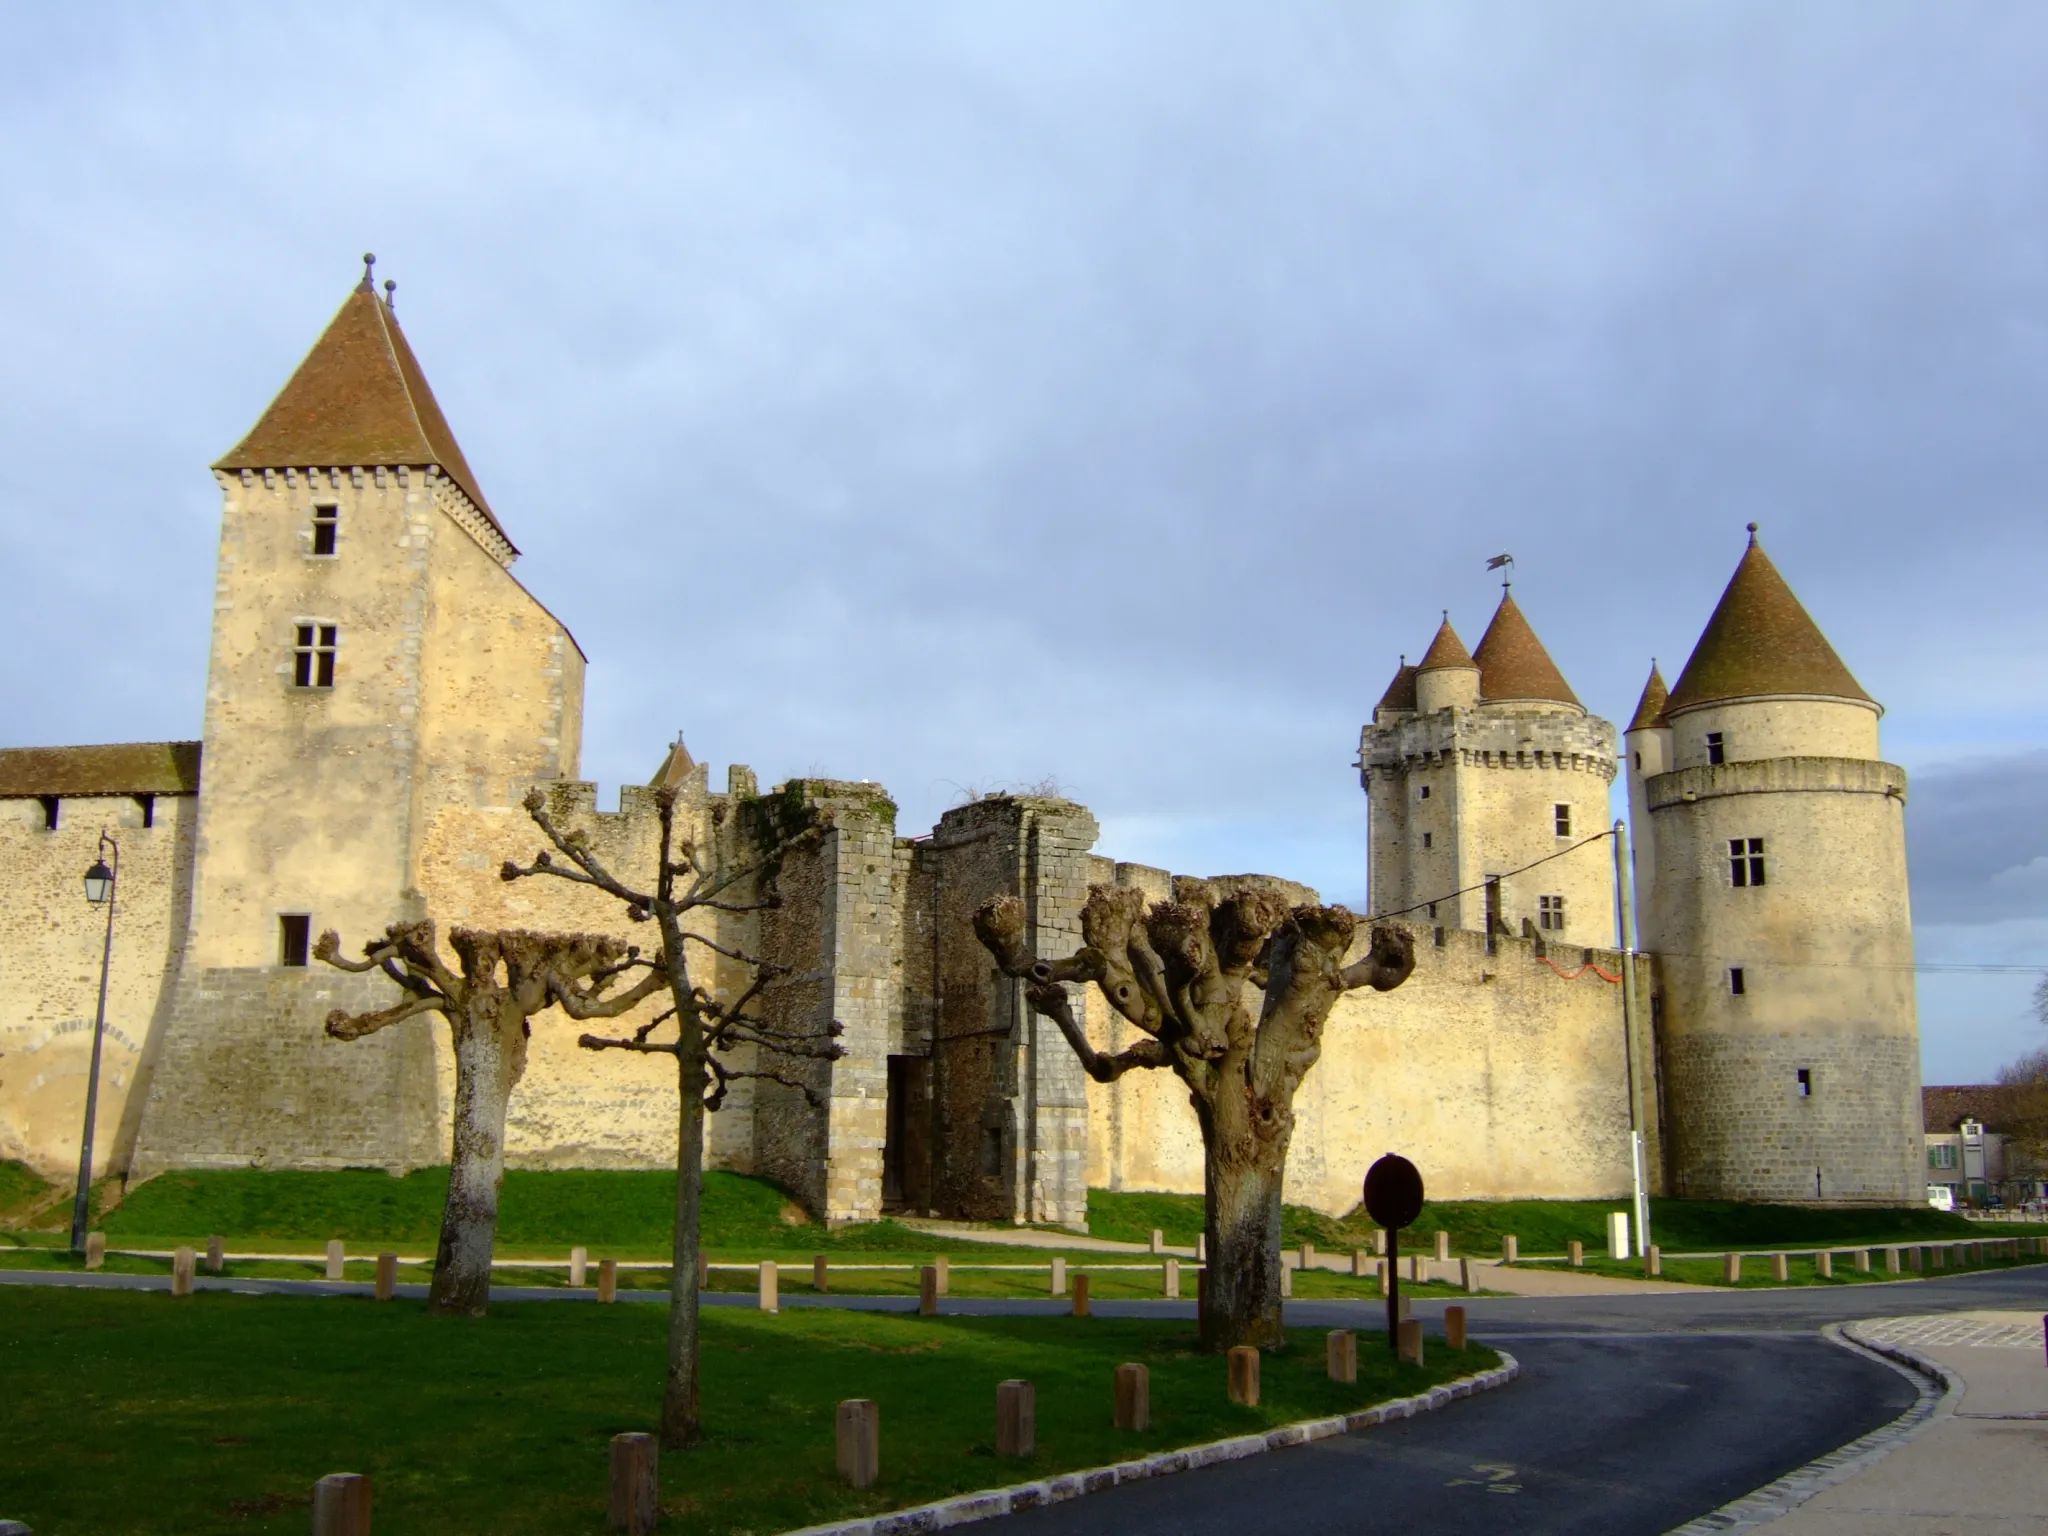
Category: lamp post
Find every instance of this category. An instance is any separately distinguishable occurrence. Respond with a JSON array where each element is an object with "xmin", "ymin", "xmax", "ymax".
[{"xmin": 71, "ymin": 833, "xmax": 118, "ymax": 1255}]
